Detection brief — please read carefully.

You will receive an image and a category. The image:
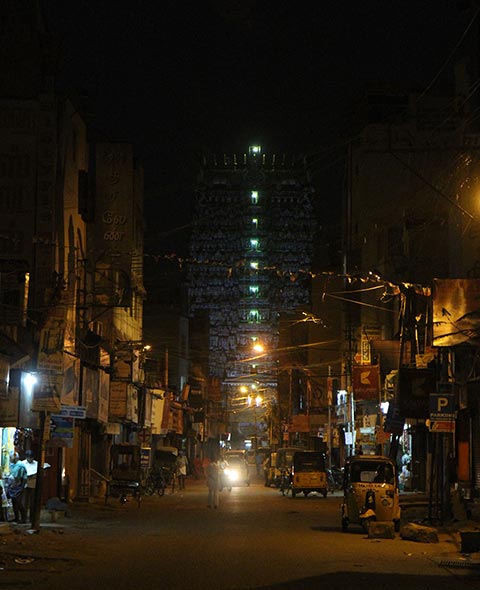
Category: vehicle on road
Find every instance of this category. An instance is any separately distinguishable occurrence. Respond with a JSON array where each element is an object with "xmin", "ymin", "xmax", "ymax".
[
  {"xmin": 220, "ymin": 456, "xmax": 250, "ymax": 489},
  {"xmin": 341, "ymin": 454, "xmax": 401, "ymax": 532},
  {"xmin": 105, "ymin": 443, "xmax": 142, "ymax": 506},
  {"xmin": 224, "ymin": 450, "xmax": 247, "ymax": 461},
  {"xmin": 264, "ymin": 446, "xmax": 303, "ymax": 488},
  {"xmin": 151, "ymin": 446, "xmax": 179, "ymax": 492},
  {"xmin": 290, "ymin": 450, "xmax": 328, "ymax": 498},
  {"xmin": 143, "ymin": 469, "xmax": 167, "ymax": 496},
  {"xmin": 326, "ymin": 465, "xmax": 344, "ymax": 492}
]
